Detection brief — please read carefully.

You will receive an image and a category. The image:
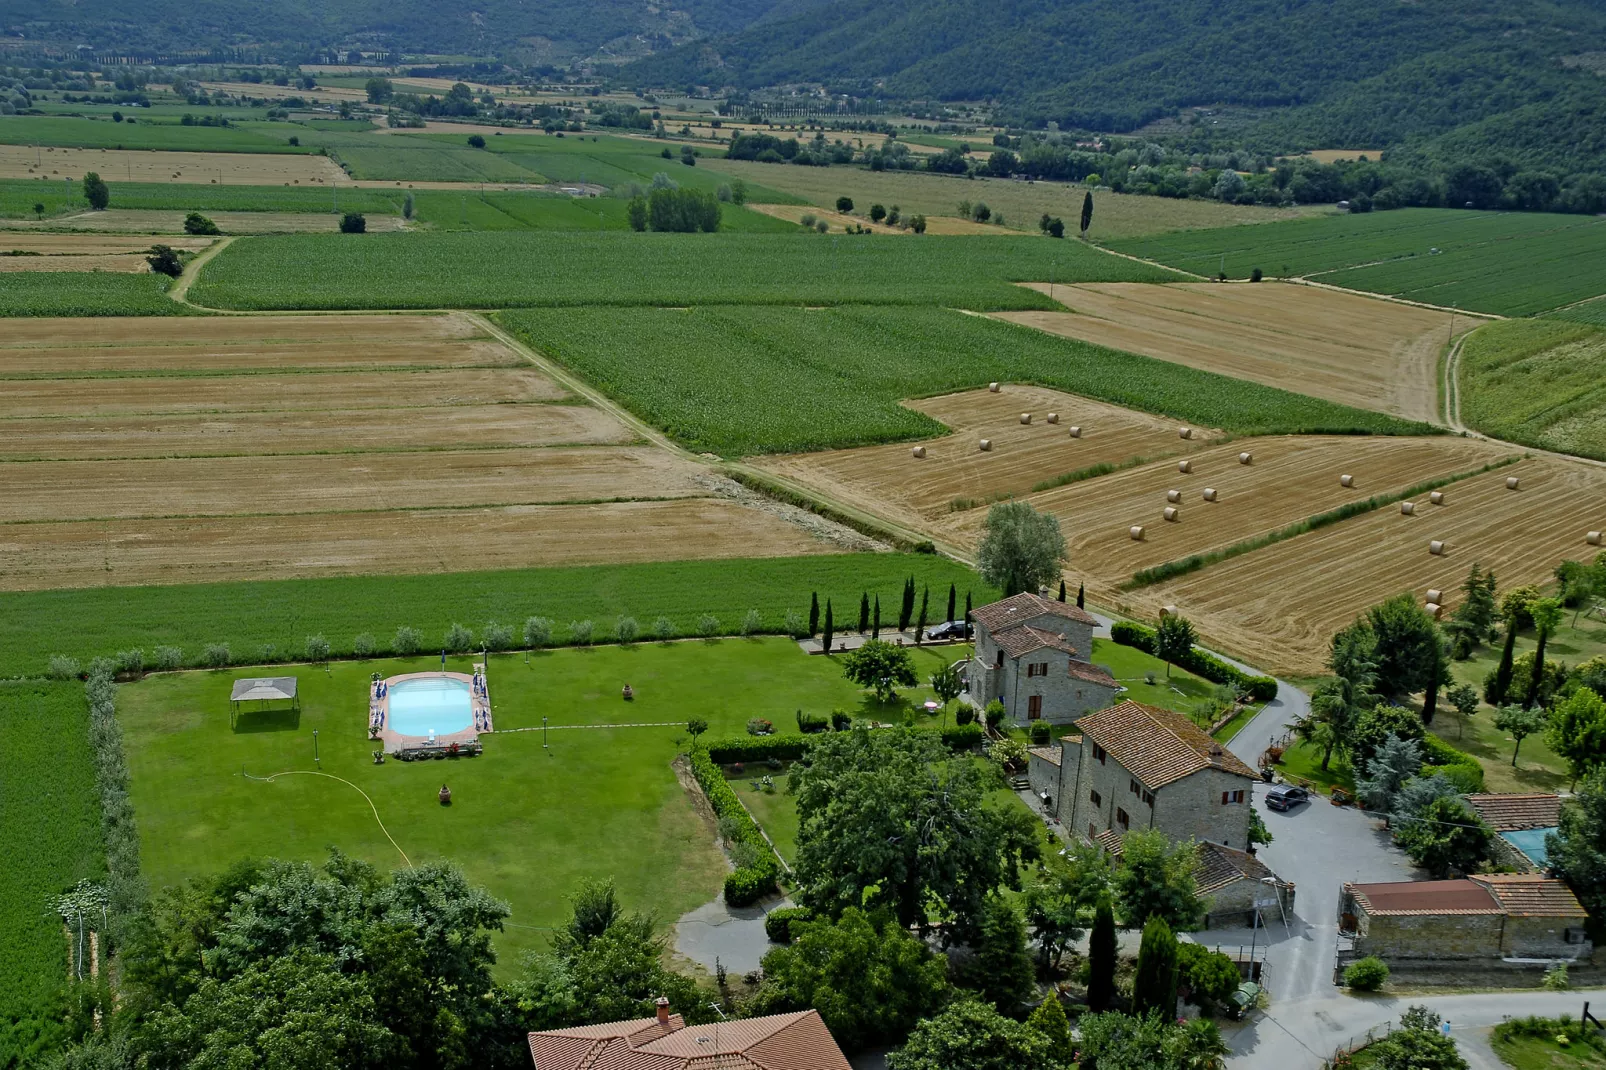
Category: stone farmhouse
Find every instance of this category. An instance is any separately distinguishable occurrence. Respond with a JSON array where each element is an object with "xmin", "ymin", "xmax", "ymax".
[
  {"xmin": 1097, "ymin": 828, "xmax": 1295, "ymax": 929},
  {"xmin": 963, "ymin": 592, "xmax": 1119, "ymax": 727},
  {"xmin": 1028, "ymin": 699, "xmax": 1261, "ymax": 850},
  {"xmin": 528, "ymin": 1000, "xmax": 851, "ymax": 1070}
]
